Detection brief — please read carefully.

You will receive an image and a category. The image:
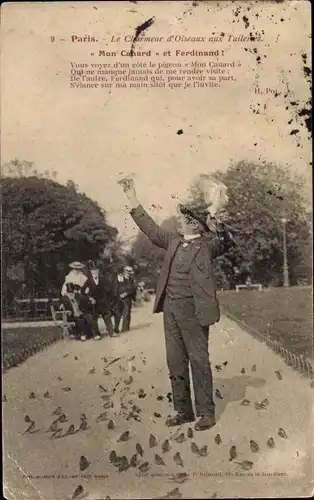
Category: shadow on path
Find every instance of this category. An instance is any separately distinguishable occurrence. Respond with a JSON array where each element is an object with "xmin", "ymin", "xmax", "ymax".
[{"xmin": 215, "ymin": 375, "xmax": 266, "ymax": 421}]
